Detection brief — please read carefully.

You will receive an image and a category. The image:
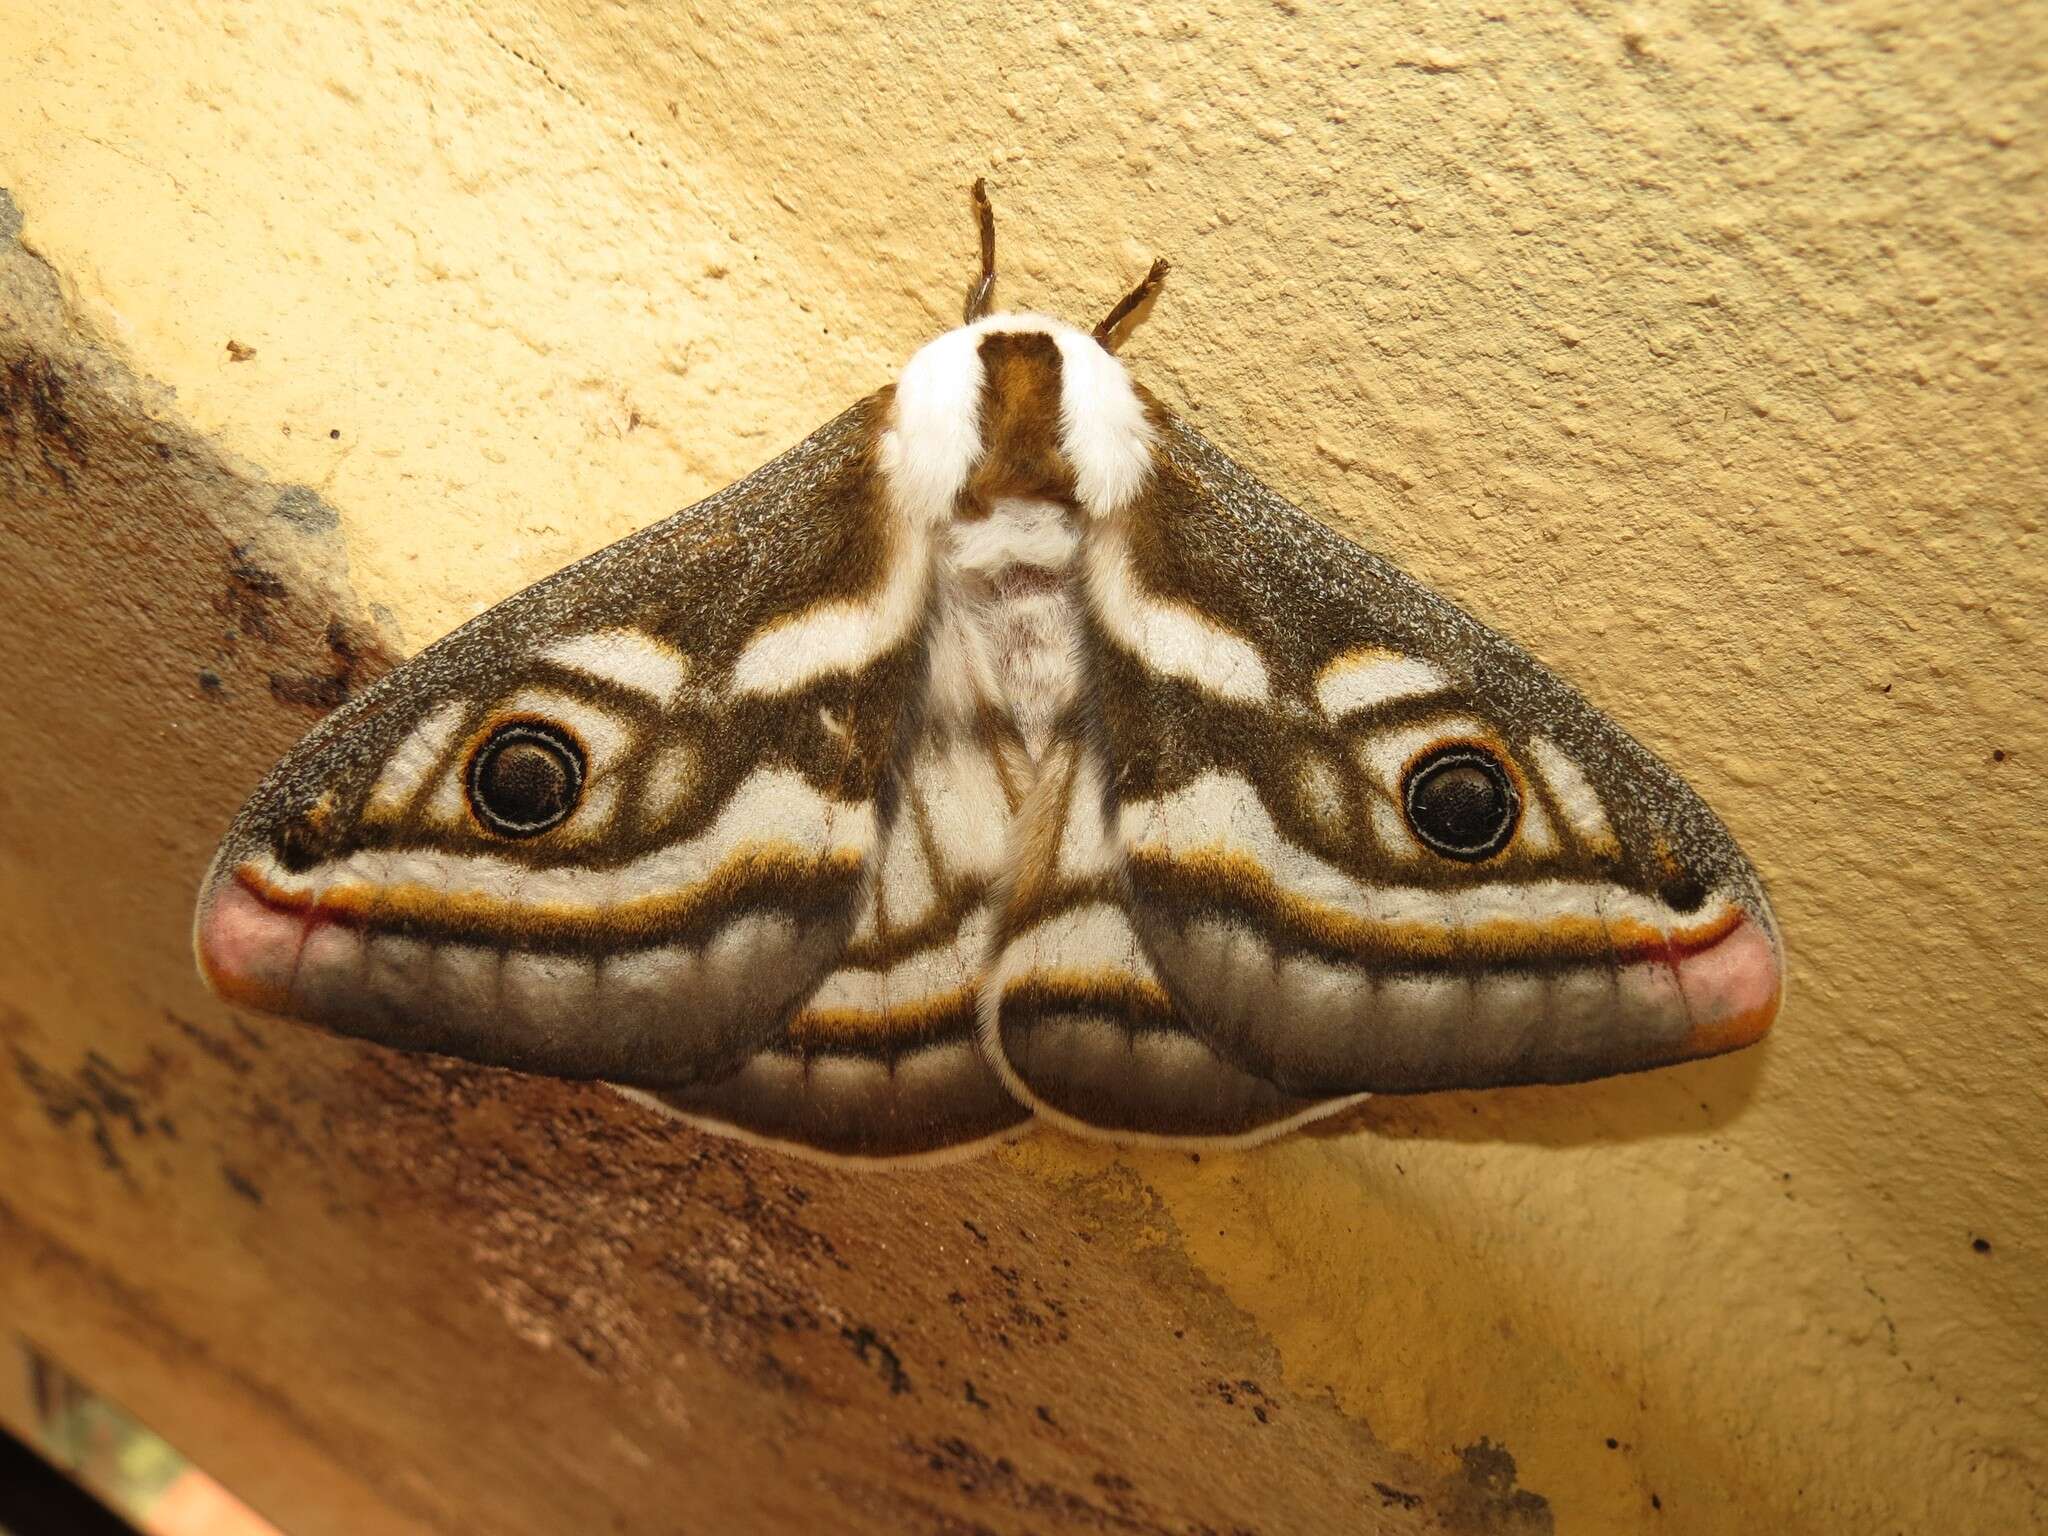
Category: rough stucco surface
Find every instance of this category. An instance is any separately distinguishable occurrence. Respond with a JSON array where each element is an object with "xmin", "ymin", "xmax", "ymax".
[{"xmin": 0, "ymin": 2, "xmax": 2042, "ymax": 1532}]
